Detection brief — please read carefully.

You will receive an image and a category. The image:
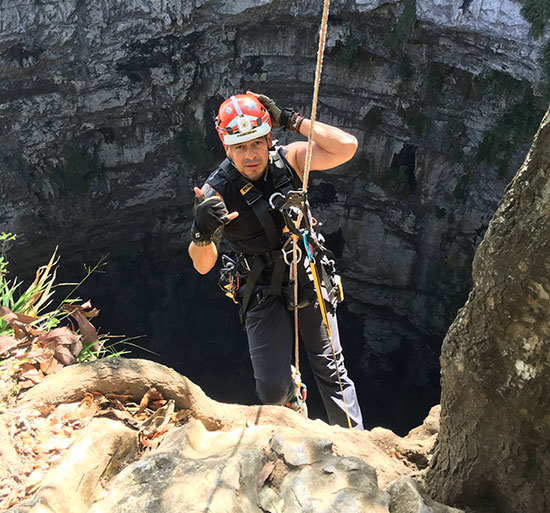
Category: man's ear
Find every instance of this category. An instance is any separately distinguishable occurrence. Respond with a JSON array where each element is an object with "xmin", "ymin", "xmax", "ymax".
[
  {"xmin": 224, "ymin": 144, "xmax": 231, "ymax": 158},
  {"xmin": 266, "ymin": 133, "xmax": 273, "ymax": 148}
]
